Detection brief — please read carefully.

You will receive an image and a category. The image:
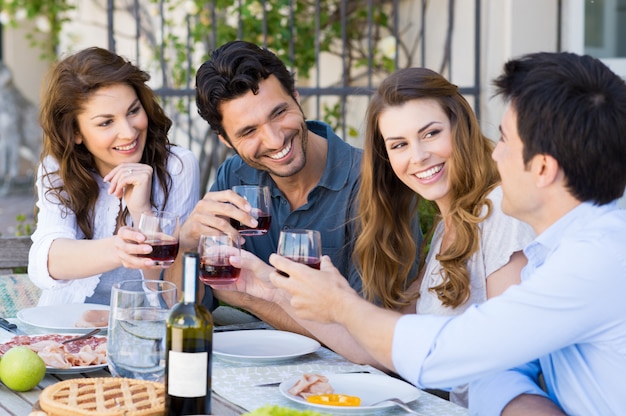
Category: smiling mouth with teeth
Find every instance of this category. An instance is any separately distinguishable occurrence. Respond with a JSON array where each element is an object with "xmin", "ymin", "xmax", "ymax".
[
  {"xmin": 268, "ymin": 140, "xmax": 292, "ymax": 160},
  {"xmin": 415, "ymin": 163, "xmax": 443, "ymax": 179},
  {"xmin": 114, "ymin": 140, "xmax": 137, "ymax": 151}
]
